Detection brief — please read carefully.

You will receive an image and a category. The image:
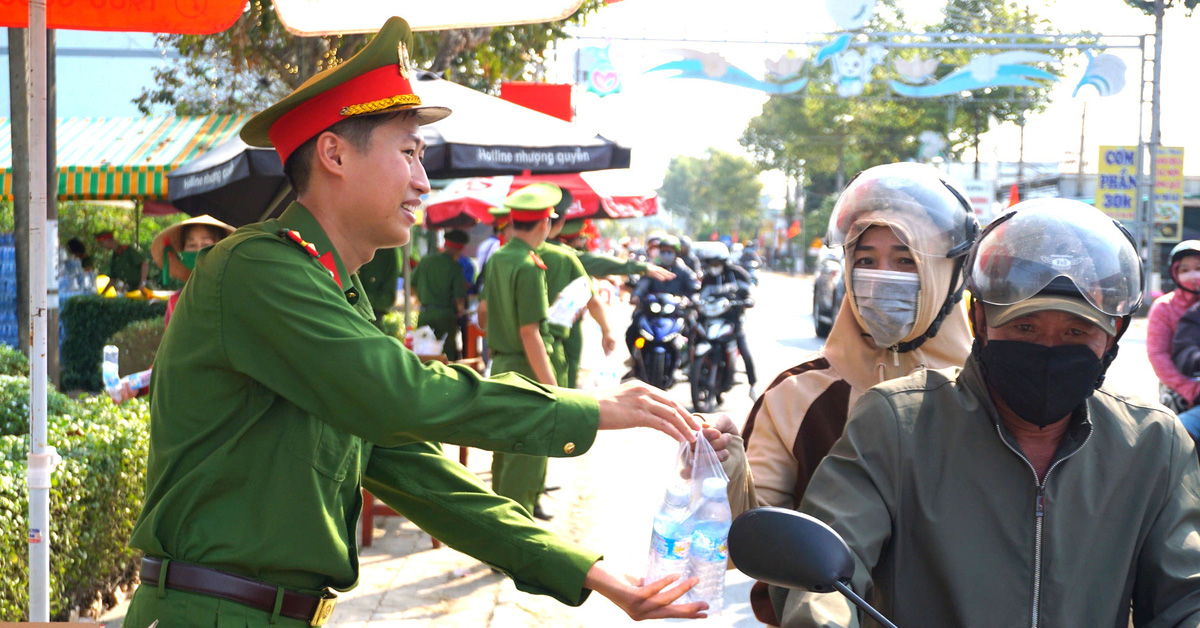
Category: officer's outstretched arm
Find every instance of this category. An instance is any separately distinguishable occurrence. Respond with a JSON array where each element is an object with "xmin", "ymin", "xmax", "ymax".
[{"xmin": 364, "ymin": 442, "xmax": 707, "ymax": 619}]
